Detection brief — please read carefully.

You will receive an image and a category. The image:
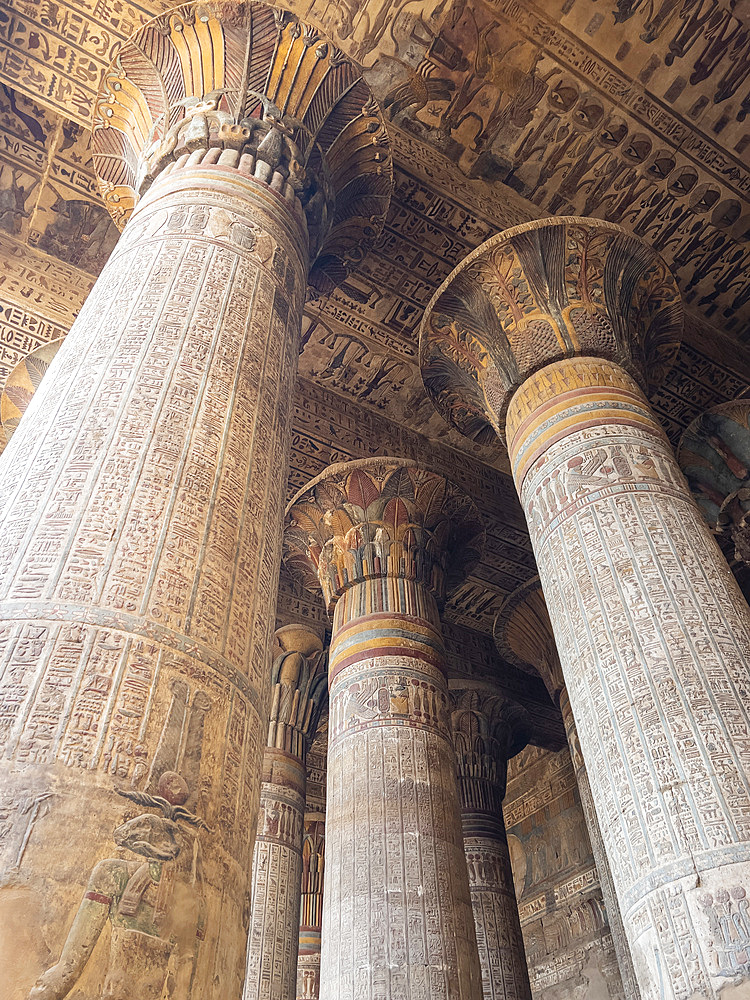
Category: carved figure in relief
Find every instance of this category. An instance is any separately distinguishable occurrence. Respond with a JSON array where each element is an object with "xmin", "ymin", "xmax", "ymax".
[
  {"xmin": 699, "ymin": 887, "xmax": 750, "ymax": 976},
  {"xmin": 28, "ymin": 773, "xmax": 208, "ymax": 1000},
  {"xmin": 0, "ymin": 167, "xmax": 38, "ymax": 235},
  {"xmin": 28, "ymin": 684, "xmax": 212, "ymax": 1000}
]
